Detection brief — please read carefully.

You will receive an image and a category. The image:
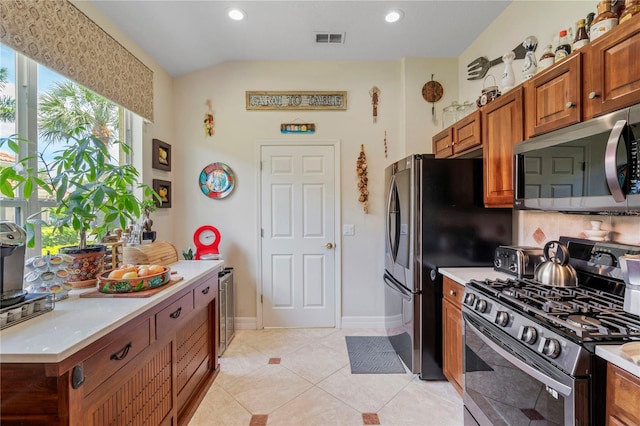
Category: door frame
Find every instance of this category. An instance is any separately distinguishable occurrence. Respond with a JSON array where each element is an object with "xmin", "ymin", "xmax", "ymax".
[{"xmin": 255, "ymin": 139, "xmax": 342, "ymax": 329}]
